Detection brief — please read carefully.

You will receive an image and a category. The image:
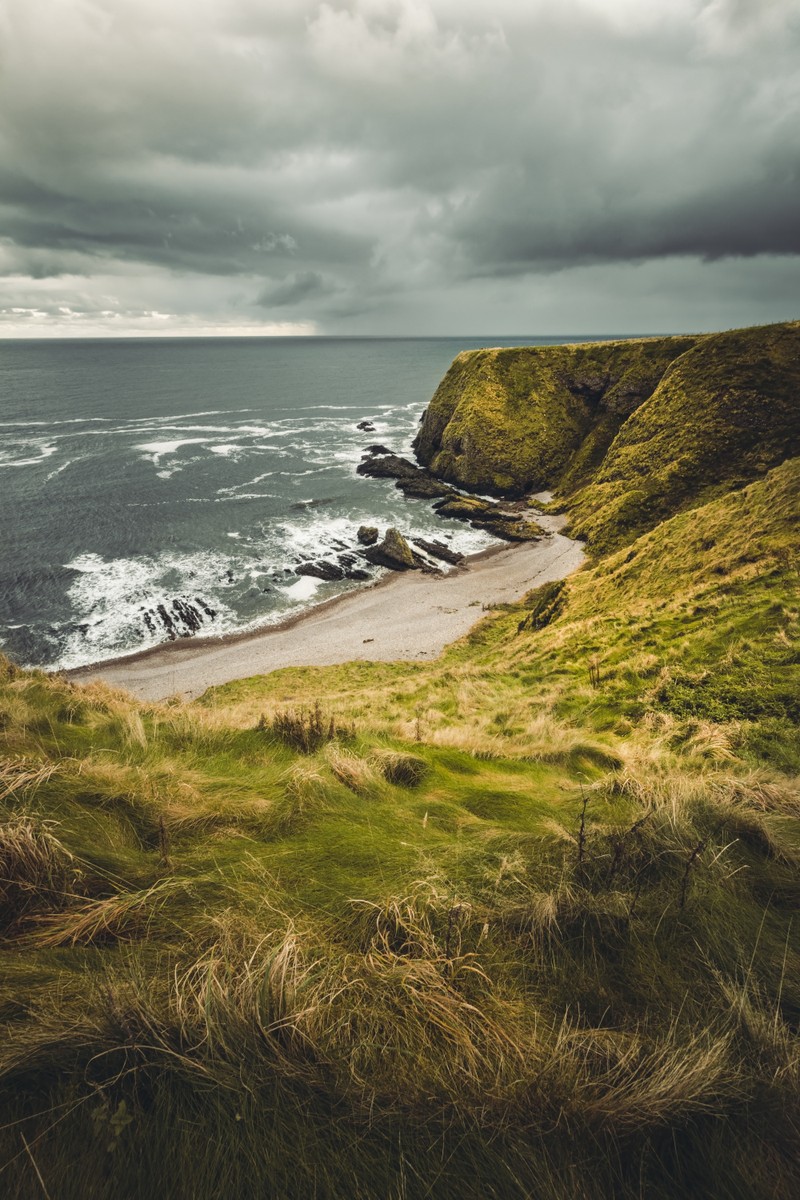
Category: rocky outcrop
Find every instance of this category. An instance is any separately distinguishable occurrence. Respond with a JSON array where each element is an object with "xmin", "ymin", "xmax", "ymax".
[
  {"xmin": 356, "ymin": 451, "xmax": 455, "ymax": 500},
  {"xmin": 142, "ymin": 596, "xmax": 217, "ymax": 640},
  {"xmin": 357, "ymin": 525, "xmax": 379, "ymax": 546},
  {"xmin": 433, "ymin": 496, "xmax": 544, "ymax": 542},
  {"xmin": 411, "ymin": 538, "xmax": 464, "ymax": 566},
  {"xmin": 296, "ymin": 561, "xmax": 346, "ymax": 582},
  {"xmin": 296, "ymin": 559, "xmax": 371, "ymax": 582},
  {"xmin": 363, "ymin": 527, "xmax": 432, "ymax": 572}
]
